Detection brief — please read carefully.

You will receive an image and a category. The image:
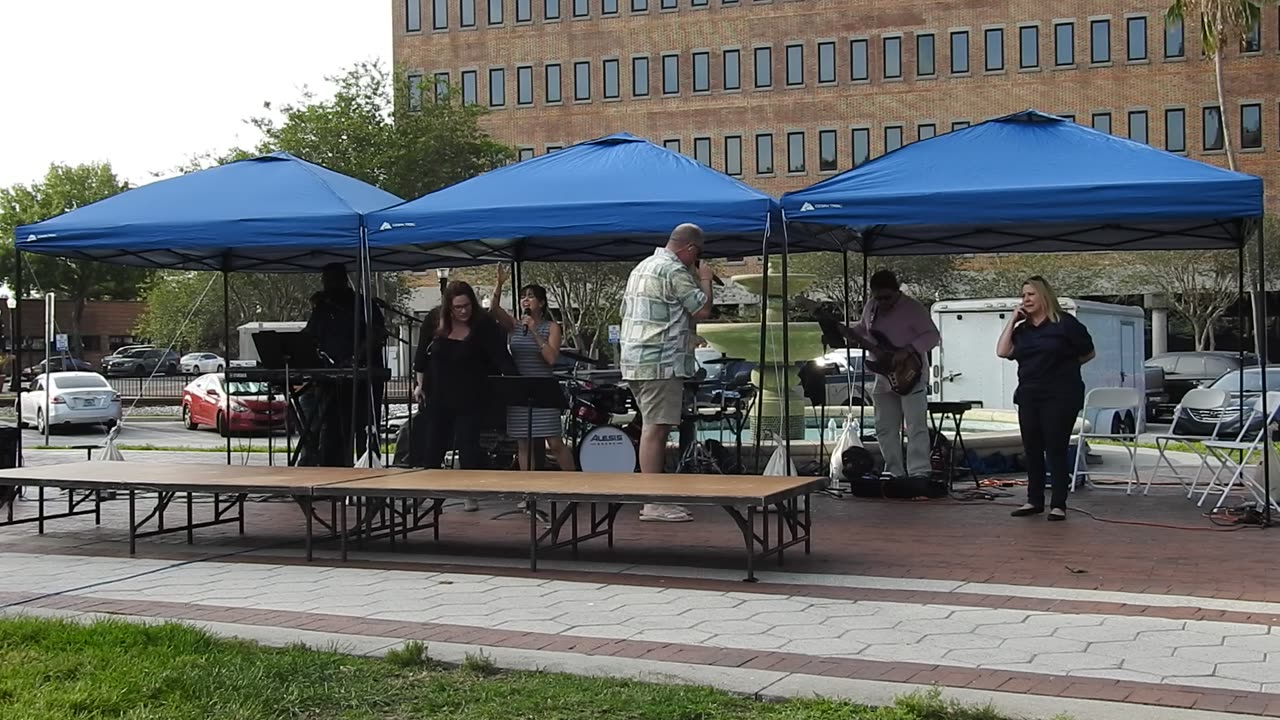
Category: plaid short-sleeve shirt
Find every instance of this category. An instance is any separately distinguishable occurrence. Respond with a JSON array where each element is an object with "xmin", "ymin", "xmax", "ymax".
[{"xmin": 620, "ymin": 248, "xmax": 707, "ymax": 381}]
